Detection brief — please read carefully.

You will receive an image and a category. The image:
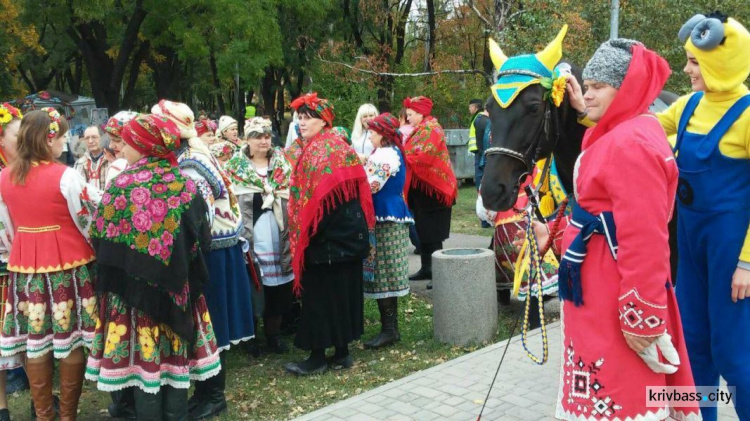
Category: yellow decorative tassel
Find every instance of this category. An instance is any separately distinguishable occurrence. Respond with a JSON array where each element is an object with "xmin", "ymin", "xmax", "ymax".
[
  {"xmin": 513, "ymin": 240, "xmax": 528, "ymax": 298},
  {"xmin": 539, "ymin": 191, "xmax": 555, "ymax": 218}
]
